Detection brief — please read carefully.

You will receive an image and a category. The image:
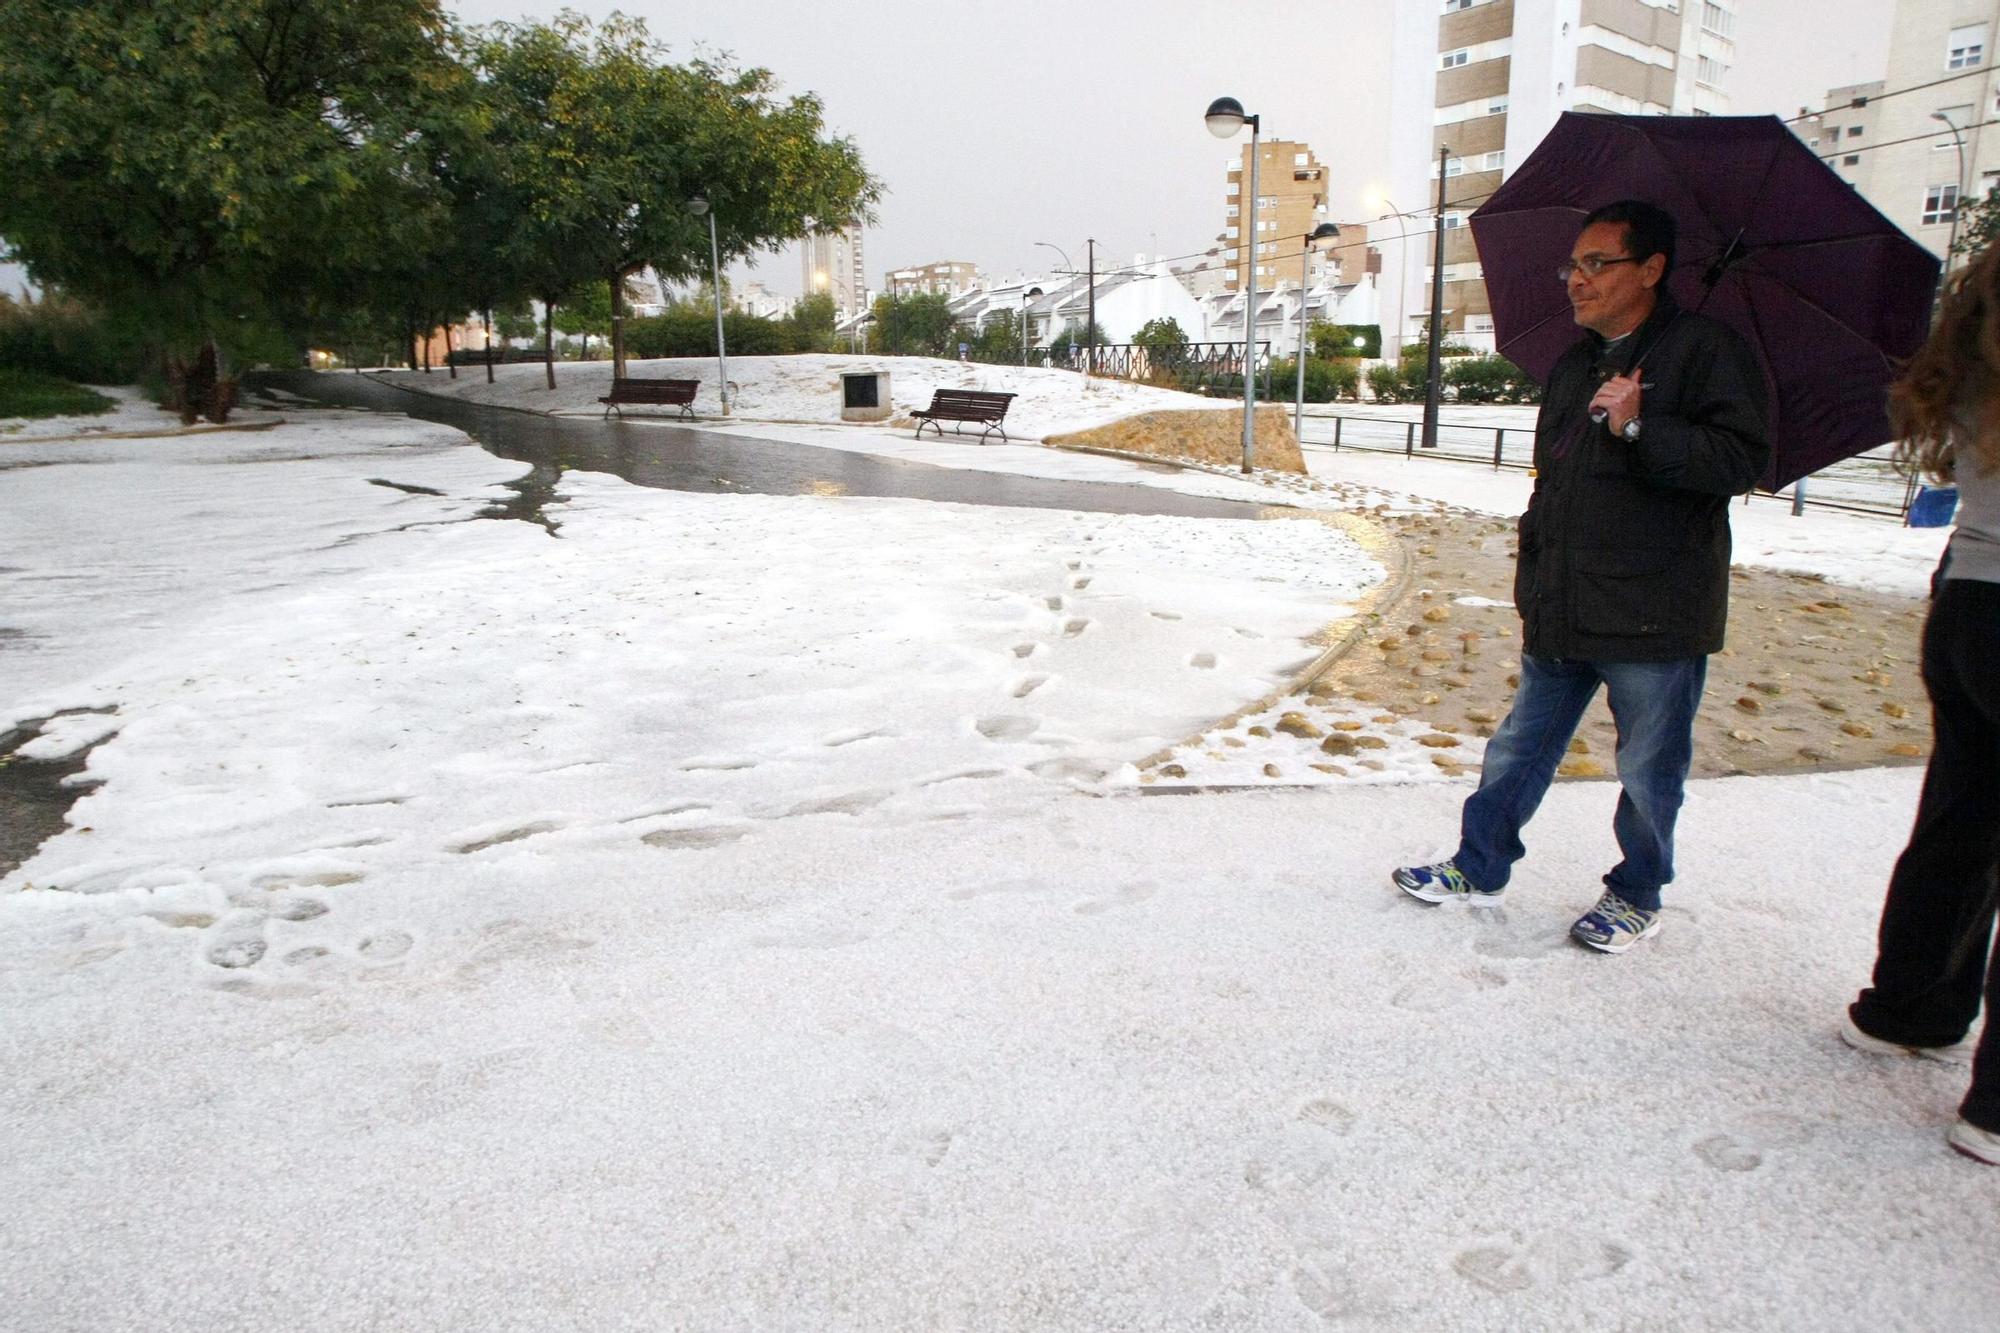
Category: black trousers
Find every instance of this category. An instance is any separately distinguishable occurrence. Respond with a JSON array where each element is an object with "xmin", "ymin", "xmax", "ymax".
[{"xmin": 1851, "ymin": 576, "xmax": 2000, "ymax": 1132}]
